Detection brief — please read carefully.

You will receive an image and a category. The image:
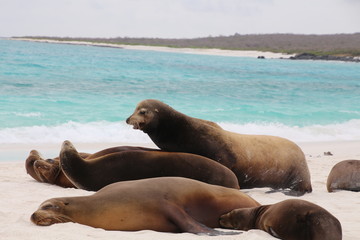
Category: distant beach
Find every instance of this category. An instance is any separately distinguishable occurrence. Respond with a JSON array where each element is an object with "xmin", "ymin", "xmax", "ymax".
[{"xmin": 10, "ymin": 38, "xmax": 295, "ymax": 59}]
